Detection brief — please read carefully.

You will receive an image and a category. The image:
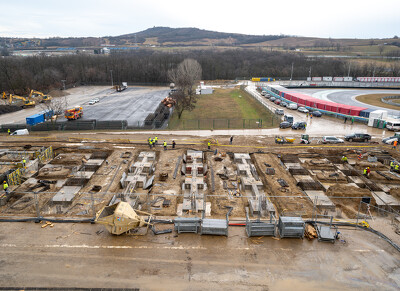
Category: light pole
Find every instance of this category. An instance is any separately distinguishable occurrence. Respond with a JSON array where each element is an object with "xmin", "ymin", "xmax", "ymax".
[
  {"xmin": 309, "ymin": 66, "xmax": 312, "ymax": 79},
  {"xmin": 347, "ymin": 63, "xmax": 351, "ymax": 77},
  {"xmin": 290, "ymin": 62, "xmax": 294, "ymax": 81},
  {"xmin": 110, "ymin": 70, "xmax": 113, "ymax": 87}
]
